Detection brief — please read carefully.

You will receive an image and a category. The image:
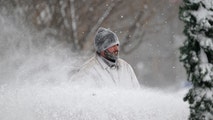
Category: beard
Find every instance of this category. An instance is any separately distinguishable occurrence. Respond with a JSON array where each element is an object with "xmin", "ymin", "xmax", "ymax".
[{"xmin": 104, "ymin": 49, "xmax": 119, "ymax": 63}]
